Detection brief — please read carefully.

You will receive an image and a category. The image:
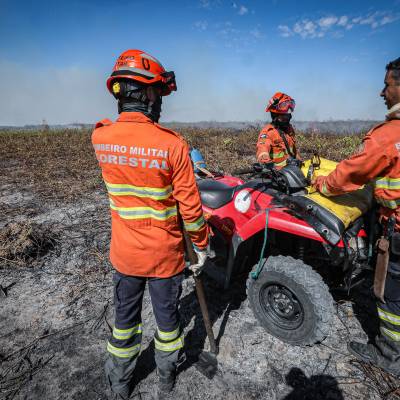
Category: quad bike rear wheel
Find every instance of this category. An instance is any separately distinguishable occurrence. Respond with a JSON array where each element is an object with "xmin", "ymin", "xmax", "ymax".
[{"xmin": 247, "ymin": 255, "xmax": 334, "ymax": 346}]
